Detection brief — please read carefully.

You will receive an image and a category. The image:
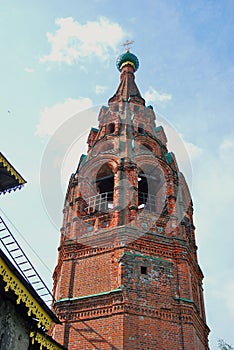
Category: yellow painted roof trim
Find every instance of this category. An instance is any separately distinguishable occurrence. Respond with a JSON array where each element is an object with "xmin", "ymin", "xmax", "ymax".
[
  {"xmin": 120, "ymin": 60, "xmax": 136, "ymax": 70},
  {"xmin": 0, "ymin": 153, "xmax": 26, "ymax": 185},
  {"xmin": 30, "ymin": 331, "xmax": 64, "ymax": 350},
  {"xmin": 0, "ymin": 257, "xmax": 53, "ymax": 331}
]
